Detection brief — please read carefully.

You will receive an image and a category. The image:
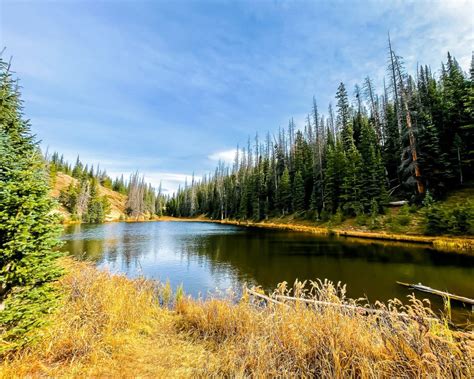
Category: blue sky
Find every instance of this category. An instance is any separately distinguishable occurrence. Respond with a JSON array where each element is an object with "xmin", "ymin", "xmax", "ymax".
[{"xmin": 1, "ymin": 0, "xmax": 472, "ymax": 193}]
